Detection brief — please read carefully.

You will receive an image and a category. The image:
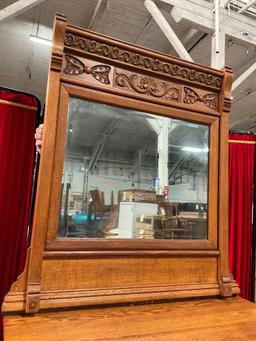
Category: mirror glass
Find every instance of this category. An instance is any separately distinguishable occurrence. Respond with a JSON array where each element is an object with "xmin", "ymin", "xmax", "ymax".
[{"xmin": 57, "ymin": 98, "xmax": 209, "ymax": 239}]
